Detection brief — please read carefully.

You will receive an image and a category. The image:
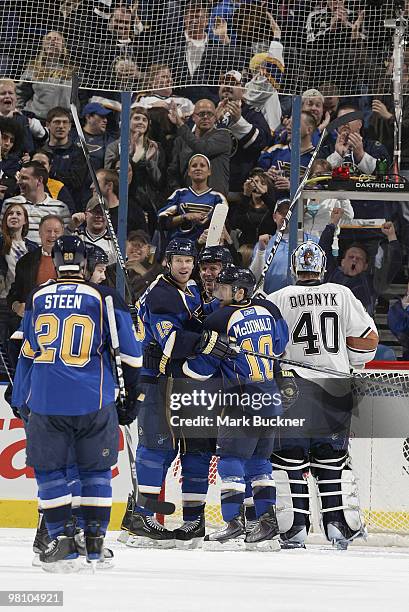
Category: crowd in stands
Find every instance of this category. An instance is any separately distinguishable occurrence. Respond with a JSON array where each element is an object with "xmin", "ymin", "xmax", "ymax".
[{"xmin": 0, "ymin": 0, "xmax": 408, "ymax": 360}]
